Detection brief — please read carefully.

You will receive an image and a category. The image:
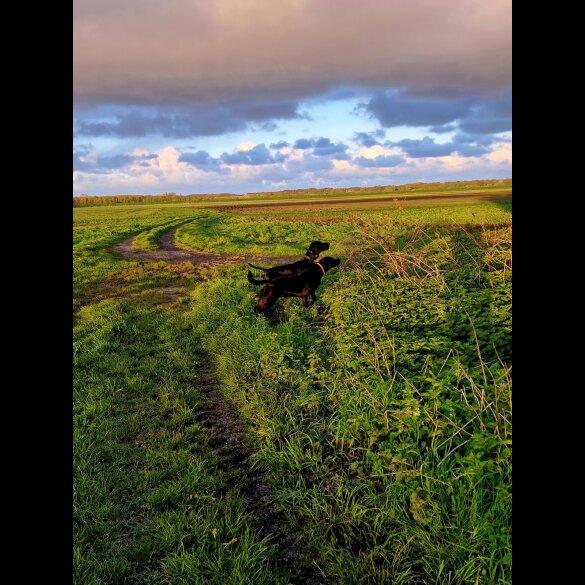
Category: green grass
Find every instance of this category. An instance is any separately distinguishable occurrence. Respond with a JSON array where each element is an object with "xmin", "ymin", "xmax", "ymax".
[
  {"xmin": 184, "ymin": 221, "xmax": 512, "ymax": 584},
  {"xmin": 74, "ymin": 300, "xmax": 291, "ymax": 584},
  {"xmin": 174, "ymin": 203, "xmax": 511, "ymax": 257},
  {"xmin": 74, "ymin": 191, "xmax": 512, "ymax": 583},
  {"xmin": 73, "ymin": 206, "xmax": 209, "ymax": 311}
]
